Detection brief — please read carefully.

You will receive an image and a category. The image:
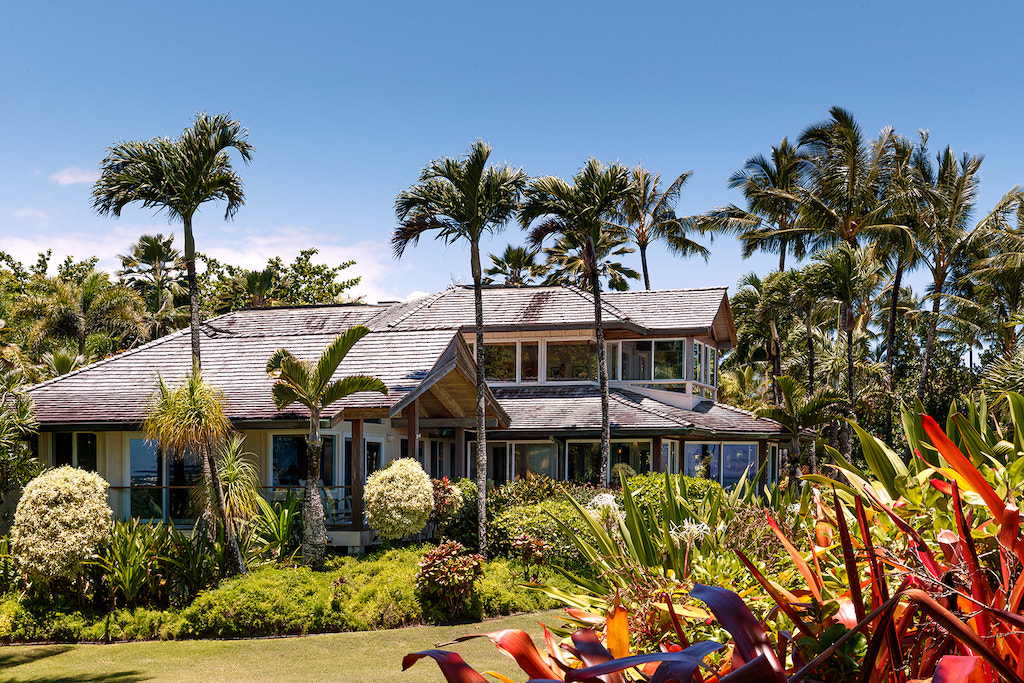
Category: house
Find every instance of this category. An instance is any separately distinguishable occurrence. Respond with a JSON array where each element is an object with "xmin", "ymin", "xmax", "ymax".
[{"xmin": 25, "ymin": 284, "xmax": 787, "ymax": 549}]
